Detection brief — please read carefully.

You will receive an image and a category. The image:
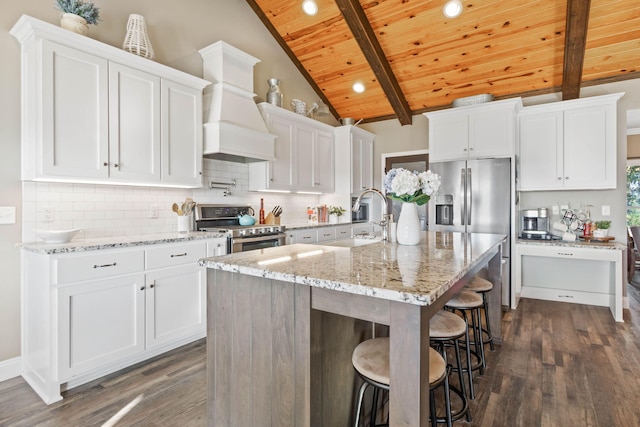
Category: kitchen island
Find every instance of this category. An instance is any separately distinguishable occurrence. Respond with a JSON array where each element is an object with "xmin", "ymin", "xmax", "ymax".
[{"xmin": 200, "ymin": 231, "xmax": 505, "ymax": 427}]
